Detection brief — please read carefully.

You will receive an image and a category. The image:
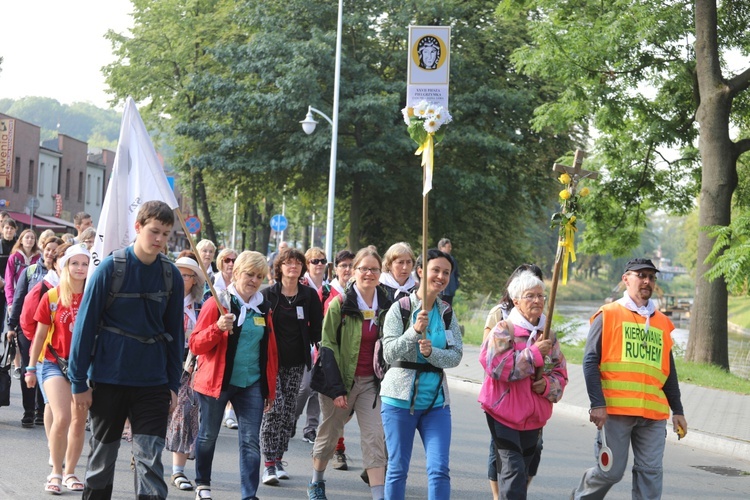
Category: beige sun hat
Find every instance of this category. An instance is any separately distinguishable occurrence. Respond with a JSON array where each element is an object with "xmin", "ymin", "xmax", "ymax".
[{"xmin": 175, "ymin": 257, "xmax": 206, "ymax": 288}]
